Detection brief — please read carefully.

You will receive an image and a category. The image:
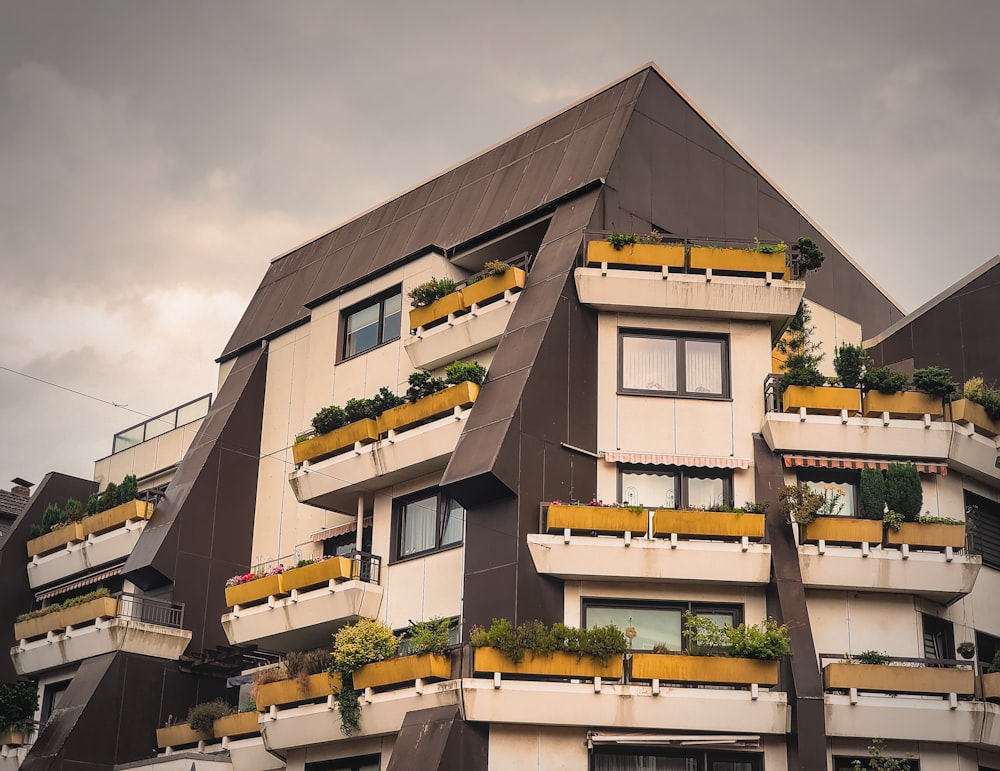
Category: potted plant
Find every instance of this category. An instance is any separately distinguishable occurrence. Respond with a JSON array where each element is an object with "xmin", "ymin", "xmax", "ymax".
[
  {"xmin": 689, "ymin": 238, "xmax": 787, "ymax": 277},
  {"xmin": 849, "ymin": 738, "xmax": 913, "ymax": 771},
  {"xmin": 545, "ymin": 500, "xmax": 649, "ymax": 536},
  {"xmin": 824, "ymin": 651, "xmax": 974, "ymax": 696},
  {"xmin": 330, "ymin": 619, "xmax": 400, "ymax": 735},
  {"xmin": 255, "ymin": 648, "xmax": 339, "ymax": 709},
  {"xmin": 376, "ymin": 363, "xmax": 482, "ymax": 434},
  {"xmin": 957, "ymin": 641, "xmax": 976, "ymax": 660},
  {"xmin": 156, "ymin": 699, "xmax": 233, "ymax": 748},
  {"xmin": 224, "ymin": 564, "xmax": 286, "ymax": 608},
  {"xmin": 982, "ymin": 650, "xmax": 1000, "ymax": 702},
  {"xmin": 948, "ymin": 377, "xmax": 1000, "ymax": 437},
  {"xmin": 587, "ymin": 233, "xmax": 685, "ymax": 268},
  {"xmin": 460, "ymin": 260, "xmax": 526, "ymax": 308},
  {"xmin": 408, "ymin": 276, "xmax": 463, "ymax": 330},
  {"xmin": 278, "ymin": 555, "xmax": 352, "ymax": 593},
  {"xmin": 651, "ymin": 502, "xmax": 767, "ymax": 540},
  {"xmin": 833, "ymin": 343, "xmax": 869, "ymax": 390},
  {"xmin": 778, "ymin": 304, "xmax": 859, "ymax": 414},
  {"xmin": 14, "ymin": 588, "xmax": 118, "ymax": 641},
  {"xmin": 862, "ymin": 367, "xmax": 943, "ymax": 418},
  {"xmin": 353, "ymin": 617, "xmax": 453, "ymax": 690},
  {"xmin": 780, "ymin": 485, "xmax": 881, "ymax": 545},
  {"xmin": 0, "ymin": 681, "xmax": 37, "ymax": 746}
]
